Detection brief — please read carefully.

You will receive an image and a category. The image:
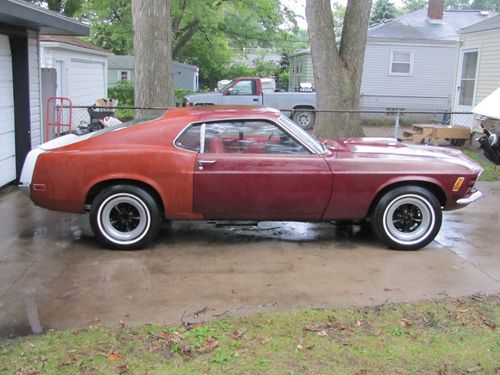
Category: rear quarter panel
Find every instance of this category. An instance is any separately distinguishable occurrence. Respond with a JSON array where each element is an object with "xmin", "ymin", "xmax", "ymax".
[{"xmin": 31, "ymin": 118, "xmax": 198, "ymax": 218}]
